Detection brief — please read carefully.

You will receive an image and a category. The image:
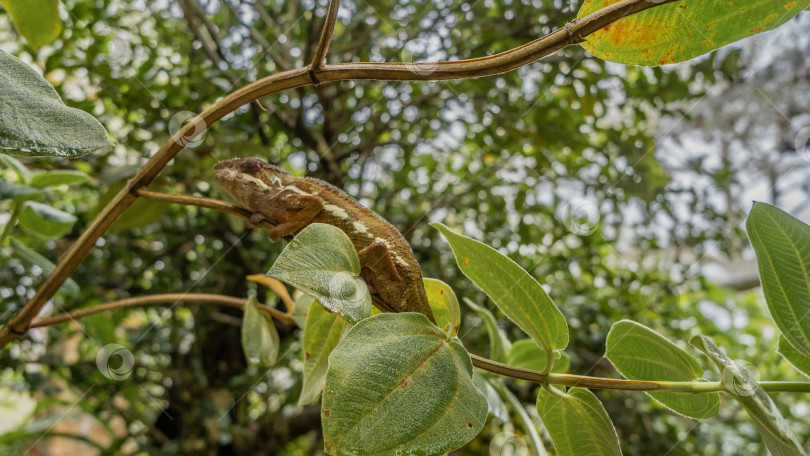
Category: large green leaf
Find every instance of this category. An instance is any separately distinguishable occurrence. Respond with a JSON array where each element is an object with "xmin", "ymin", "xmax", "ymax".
[
  {"xmin": 241, "ymin": 296, "xmax": 279, "ymax": 367},
  {"xmin": 0, "ymin": 50, "xmax": 112, "ymax": 158},
  {"xmin": 18, "ymin": 201, "xmax": 76, "ymax": 238},
  {"xmin": 433, "ymin": 223, "xmax": 568, "ymax": 352},
  {"xmin": 777, "ymin": 336, "xmax": 810, "ymax": 379},
  {"xmin": 322, "ymin": 313, "xmax": 488, "ymax": 456},
  {"xmin": 423, "ymin": 278, "xmax": 460, "ymax": 337},
  {"xmin": 299, "ymin": 302, "xmax": 349, "ymax": 406},
  {"xmin": 1, "ymin": 0, "xmax": 62, "ymax": 50},
  {"xmin": 537, "ymin": 387, "xmax": 622, "ymax": 456},
  {"xmin": 577, "ymin": 0, "xmax": 809, "ymax": 65},
  {"xmin": 691, "ymin": 335, "xmax": 806, "ymax": 456},
  {"xmin": 606, "ymin": 320, "xmax": 719, "ymax": 419},
  {"xmin": 268, "ymin": 223, "xmax": 371, "ymax": 323},
  {"xmin": 746, "ymin": 202, "xmax": 810, "ymax": 358}
]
